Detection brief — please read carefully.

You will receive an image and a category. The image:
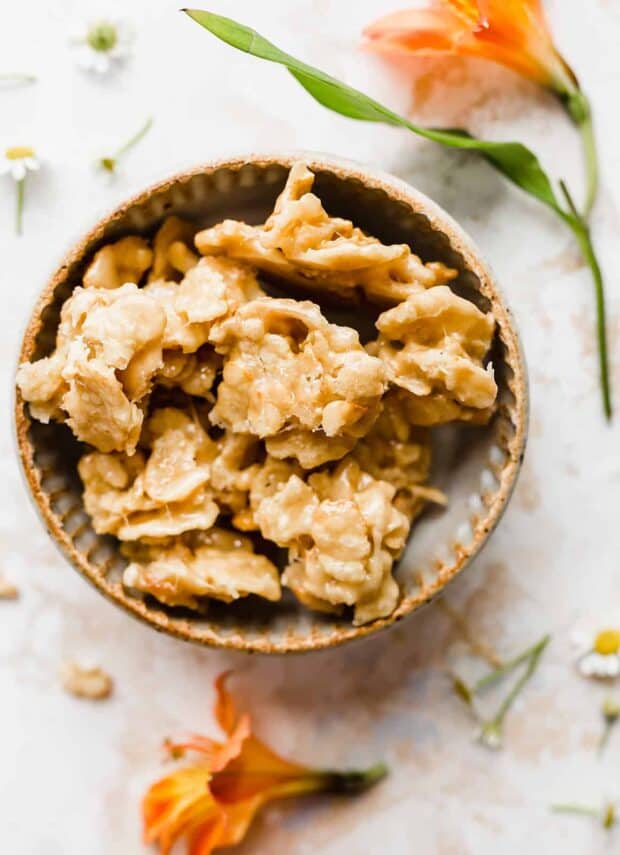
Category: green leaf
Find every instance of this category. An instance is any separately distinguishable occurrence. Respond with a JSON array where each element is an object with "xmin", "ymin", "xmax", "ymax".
[
  {"xmin": 184, "ymin": 9, "xmax": 560, "ymax": 211},
  {"xmin": 182, "ymin": 8, "xmax": 612, "ymax": 421}
]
